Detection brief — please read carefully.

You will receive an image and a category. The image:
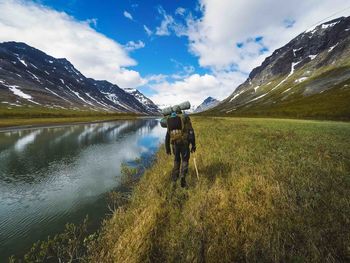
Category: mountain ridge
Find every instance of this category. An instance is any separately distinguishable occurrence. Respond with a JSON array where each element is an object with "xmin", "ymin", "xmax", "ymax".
[{"xmin": 0, "ymin": 41, "xmax": 160, "ymax": 115}]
